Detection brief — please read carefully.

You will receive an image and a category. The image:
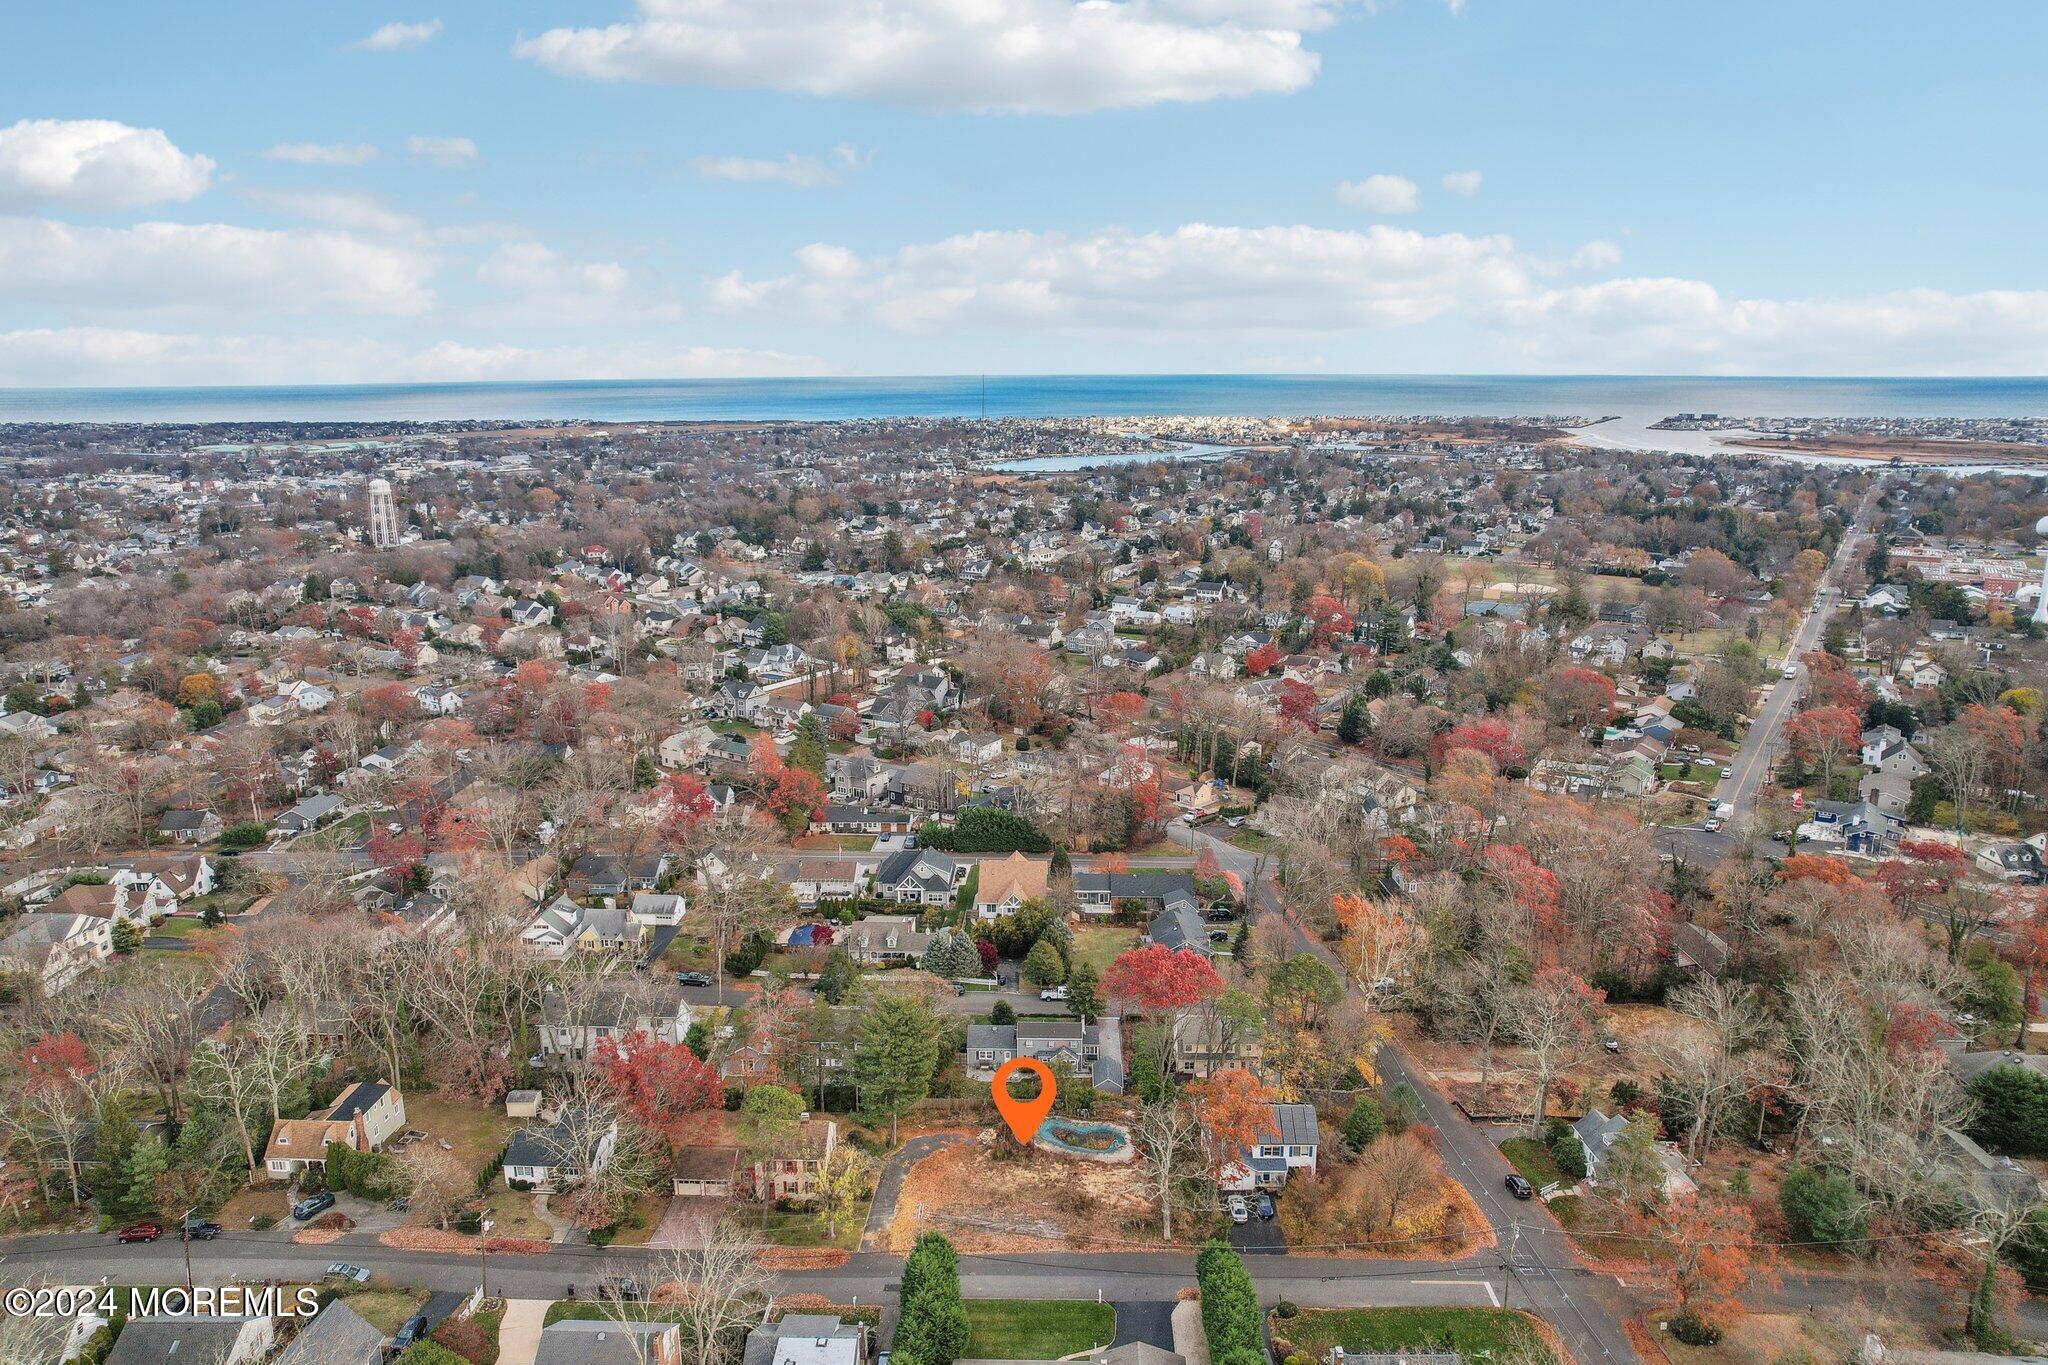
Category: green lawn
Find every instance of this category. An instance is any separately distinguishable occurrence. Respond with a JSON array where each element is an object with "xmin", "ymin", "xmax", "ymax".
[
  {"xmin": 963, "ymin": 1300, "xmax": 1116, "ymax": 1360},
  {"xmin": 148, "ymin": 917, "xmax": 205, "ymax": 938},
  {"xmin": 301, "ymin": 811, "xmax": 371, "ymax": 850},
  {"xmin": 1224, "ymin": 827, "xmax": 1271, "ymax": 853},
  {"xmin": 1499, "ymin": 1137, "xmax": 1566, "ymax": 1189},
  {"xmin": 758, "ymin": 1201, "xmax": 870, "ymax": 1252},
  {"xmin": 339, "ymin": 1288, "xmax": 431, "ymax": 1335},
  {"xmin": 544, "ymin": 1302, "xmax": 686, "ymax": 1328},
  {"xmin": 1280, "ymin": 1308, "xmax": 1553, "ymax": 1362},
  {"xmin": 1070, "ymin": 924, "xmax": 1140, "ymax": 976}
]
